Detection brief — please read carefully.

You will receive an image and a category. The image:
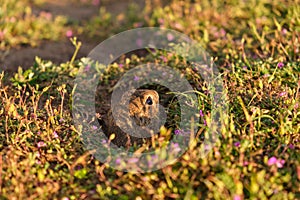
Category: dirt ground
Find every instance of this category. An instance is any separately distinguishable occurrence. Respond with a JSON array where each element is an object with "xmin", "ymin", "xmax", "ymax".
[{"xmin": 0, "ymin": 0, "xmax": 145, "ymax": 74}]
